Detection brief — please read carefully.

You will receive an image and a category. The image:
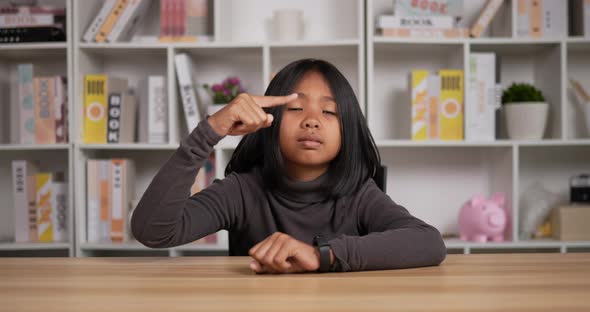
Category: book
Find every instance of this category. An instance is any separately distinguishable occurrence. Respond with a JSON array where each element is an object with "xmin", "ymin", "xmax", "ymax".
[
  {"xmin": 110, "ymin": 158, "xmax": 136, "ymax": 243},
  {"xmin": 51, "ymin": 172, "xmax": 67, "ymax": 242},
  {"xmin": 174, "ymin": 53, "xmax": 202, "ymax": 133},
  {"xmin": 99, "ymin": 160, "xmax": 111, "ymax": 242},
  {"xmin": 83, "ymin": 75, "xmax": 128, "ymax": 143},
  {"xmin": 470, "ymin": 0, "xmax": 504, "ymax": 38},
  {"xmin": 0, "ymin": 26, "xmax": 65, "ymax": 43},
  {"xmin": 377, "ymin": 15, "xmax": 455, "ymax": 29},
  {"xmin": 411, "ymin": 70, "xmax": 429, "ymax": 141},
  {"xmin": 106, "ymin": 0, "xmax": 150, "ymax": 42},
  {"xmin": 439, "ymin": 69, "xmax": 464, "ymax": 141},
  {"xmin": 517, "ymin": 0, "xmax": 566, "ymax": 38},
  {"xmin": 466, "ymin": 53, "xmax": 498, "ymax": 141},
  {"xmin": 12, "ymin": 160, "xmax": 39, "ymax": 242},
  {"xmin": 0, "ymin": 5, "xmax": 66, "ymax": 29},
  {"xmin": 381, "ymin": 27, "xmax": 468, "ymax": 38},
  {"xmin": 106, "ymin": 92, "xmax": 136, "ymax": 143},
  {"xmin": 87, "ymin": 160, "xmax": 100, "ymax": 242},
  {"xmin": 33, "ymin": 76, "xmax": 56, "ymax": 144},
  {"xmin": 570, "ymin": 0, "xmax": 590, "ymax": 37},
  {"xmin": 36, "ymin": 172, "xmax": 53, "ymax": 242},
  {"xmin": 17, "ymin": 64, "xmax": 35, "ymax": 144},
  {"xmin": 54, "ymin": 76, "xmax": 68, "ymax": 143},
  {"xmin": 82, "ymin": 0, "xmax": 117, "ymax": 42},
  {"xmin": 427, "ymin": 74, "xmax": 441, "ymax": 140},
  {"xmin": 139, "ymin": 76, "xmax": 168, "ymax": 143},
  {"xmin": 394, "ymin": 0, "xmax": 464, "ymax": 17},
  {"xmin": 569, "ymin": 79, "xmax": 590, "ymax": 134},
  {"xmin": 95, "ymin": 0, "xmax": 130, "ymax": 43}
]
